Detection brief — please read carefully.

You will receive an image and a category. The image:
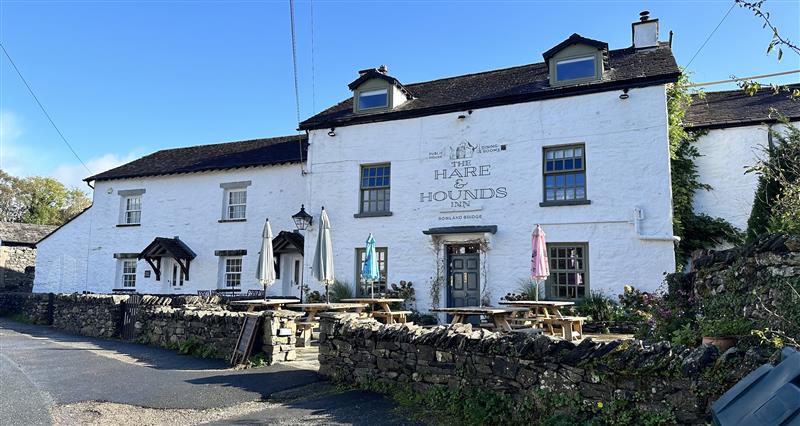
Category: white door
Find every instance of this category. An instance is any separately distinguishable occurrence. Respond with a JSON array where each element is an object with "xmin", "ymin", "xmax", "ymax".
[
  {"xmin": 164, "ymin": 258, "xmax": 186, "ymax": 291},
  {"xmin": 281, "ymin": 254, "xmax": 303, "ymax": 297}
]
